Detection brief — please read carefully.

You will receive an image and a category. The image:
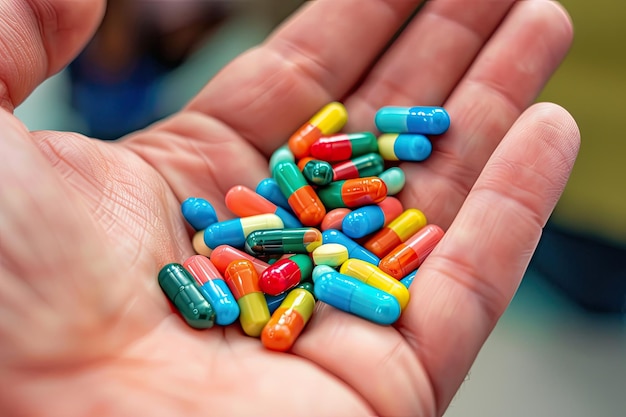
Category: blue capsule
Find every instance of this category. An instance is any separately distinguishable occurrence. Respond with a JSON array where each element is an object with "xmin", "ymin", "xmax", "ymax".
[
  {"xmin": 378, "ymin": 133, "xmax": 432, "ymax": 162},
  {"xmin": 312, "ymin": 266, "xmax": 401, "ymax": 325},
  {"xmin": 400, "ymin": 269, "xmax": 417, "ymax": 289},
  {"xmin": 255, "ymin": 178, "xmax": 293, "ymax": 213},
  {"xmin": 322, "ymin": 229, "xmax": 380, "ymax": 265},
  {"xmin": 203, "ymin": 213, "xmax": 284, "ymax": 250},
  {"xmin": 375, "ymin": 106, "xmax": 450, "ymax": 135},
  {"xmin": 181, "ymin": 197, "xmax": 218, "ymax": 231}
]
